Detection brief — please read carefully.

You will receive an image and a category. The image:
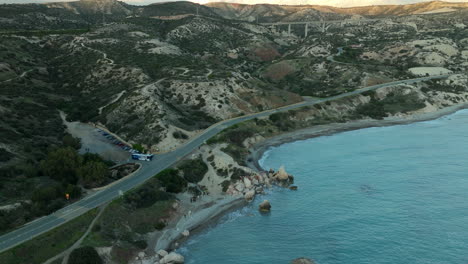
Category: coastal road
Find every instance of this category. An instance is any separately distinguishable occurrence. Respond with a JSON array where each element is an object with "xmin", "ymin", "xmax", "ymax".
[{"xmin": 0, "ymin": 73, "xmax": 452, "ymax": 253}]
